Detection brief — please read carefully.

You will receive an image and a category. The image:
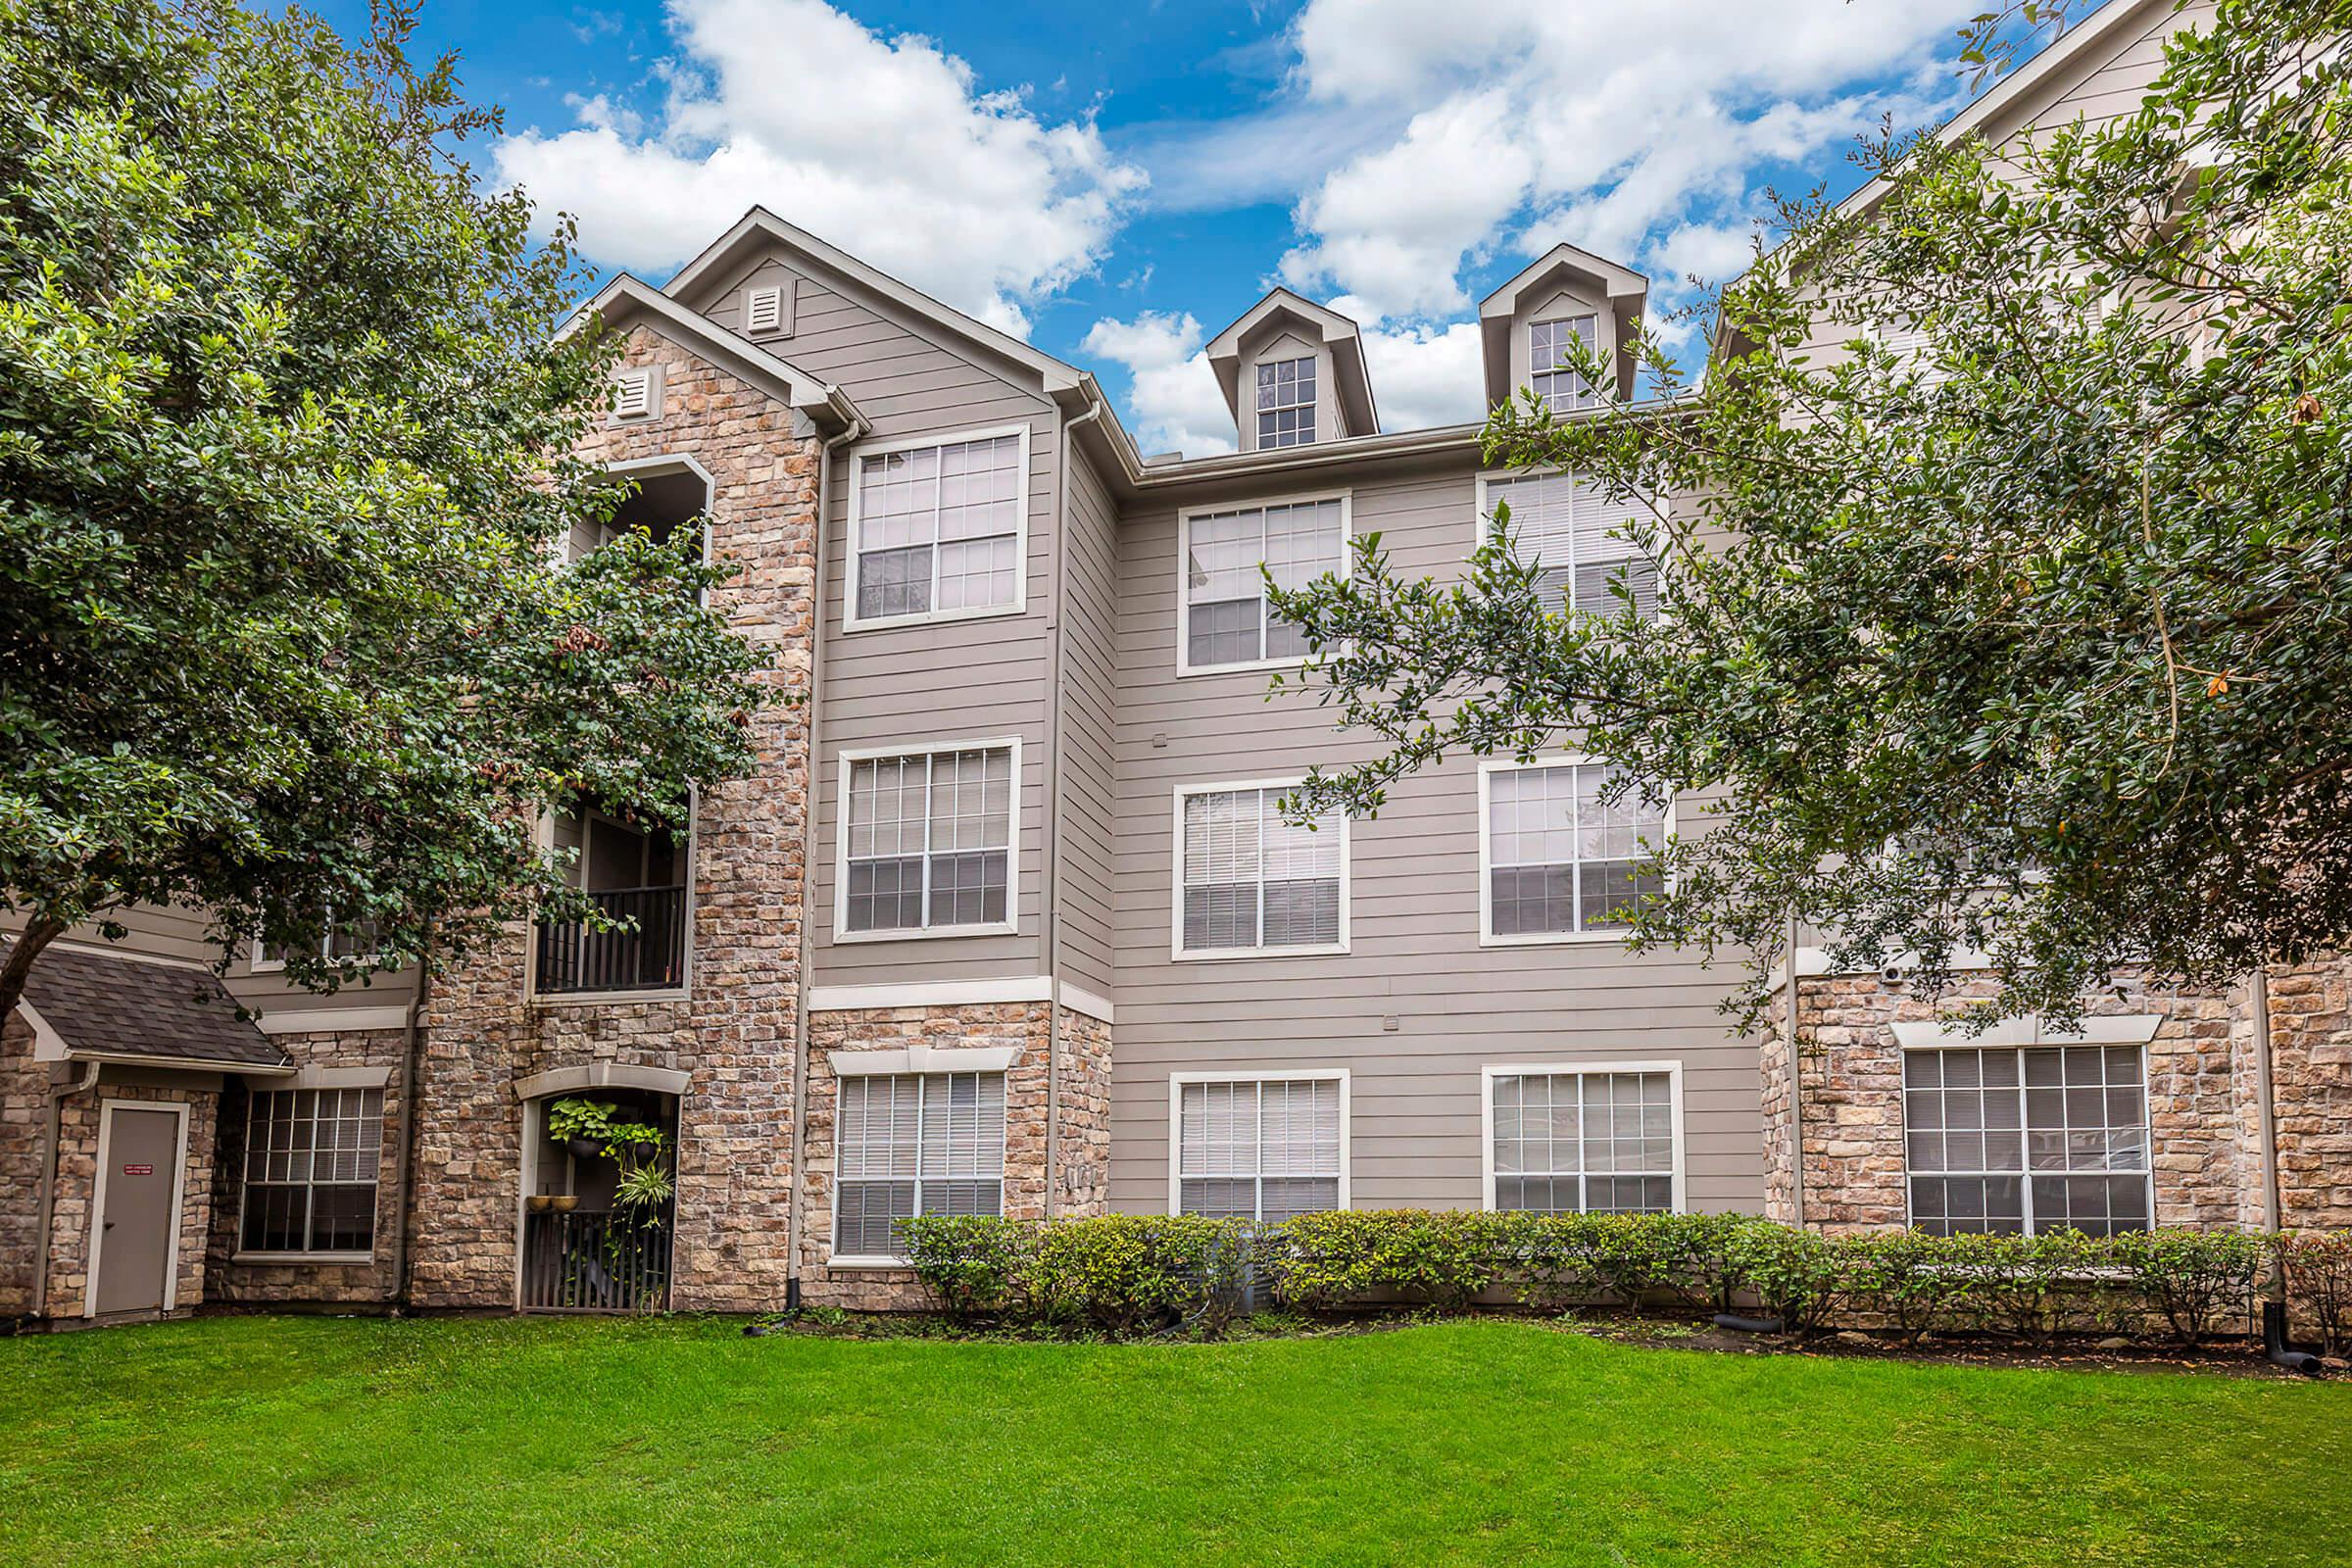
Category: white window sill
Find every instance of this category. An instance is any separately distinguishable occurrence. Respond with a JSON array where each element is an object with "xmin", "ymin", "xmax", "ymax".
[
  {"xmin": 230, "ymin": 1251, "xmax": 375, "ymax": 1267},
  {"xmin": 1479, "ymin": 928, "xmax": 1639, "ymax": 949},
  {"xmin": 1172, "ymin": 942, "xmax": 1350, "ymax": 962},
  {"xmin": 1175, "ymin": 655, "xmax": 1313, "ymax": 681},
  {"xmin": 843, "ymin": 602, "xmax": 1026, "ymax": 636},
  {"xmin": 832, "ymin": 921, "xmax": 1016, "ymax": 946},
  {"xmin": 825, "ymin": 1255, "xmax": 916, "ymax": 1272},
  {"xmin": 527, "ymin": 987, "xmax": 692, "ymax": 1007}
]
